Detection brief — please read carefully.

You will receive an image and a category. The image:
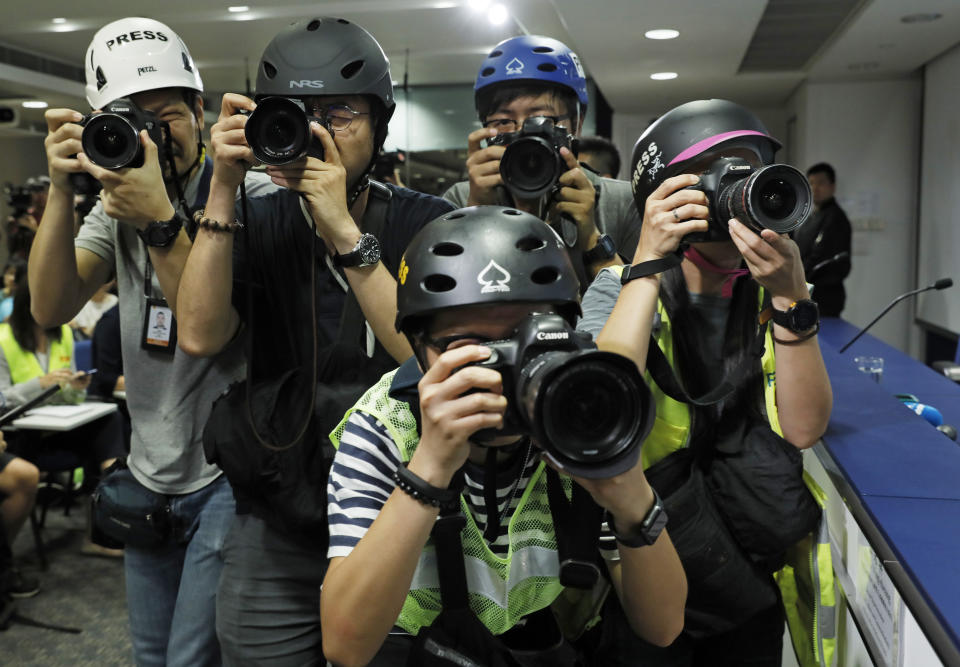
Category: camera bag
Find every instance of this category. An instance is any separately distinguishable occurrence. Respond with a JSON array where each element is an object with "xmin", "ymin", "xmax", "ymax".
[{"xmin": 91, "ymin": 457, "xmax": 173, "ymax": 549}]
